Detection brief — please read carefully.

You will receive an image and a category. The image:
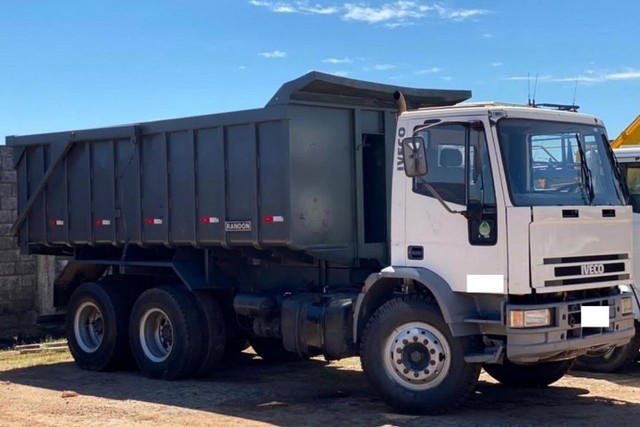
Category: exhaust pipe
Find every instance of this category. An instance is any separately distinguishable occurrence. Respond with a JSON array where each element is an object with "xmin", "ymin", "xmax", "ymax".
[{"xmin": 394, "ymin": 90, "xmax": 407, "ymax": 116}]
